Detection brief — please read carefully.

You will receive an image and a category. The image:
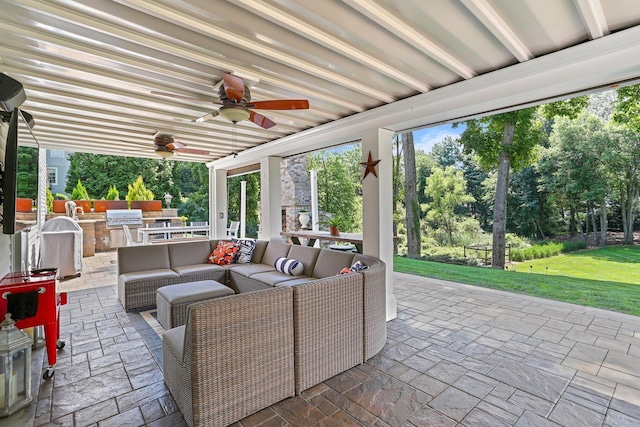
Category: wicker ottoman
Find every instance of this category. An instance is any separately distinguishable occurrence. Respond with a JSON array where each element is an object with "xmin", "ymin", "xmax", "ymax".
[{"xmin": 156, "ymin": 280, "xmax": 234, "ymax": 329}]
